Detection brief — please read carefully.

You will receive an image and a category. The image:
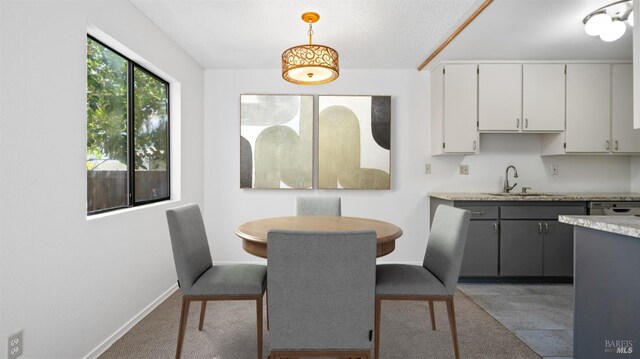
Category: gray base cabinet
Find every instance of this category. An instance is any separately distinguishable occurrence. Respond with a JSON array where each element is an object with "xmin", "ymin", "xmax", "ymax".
[
  {"xmin": 460, "ymin": 221, "xmax": 499, "ymax": 276},
  {"xmin": 500, "ymin": 221, "xmax": 543, "ymax": 276},
  {"xmin": 430, "ymin": 197, "xmax": 586, "ymax": 280},
  {"xmin": 543, "ymin": 221, "xmax": 574, "ymax": 276}
]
